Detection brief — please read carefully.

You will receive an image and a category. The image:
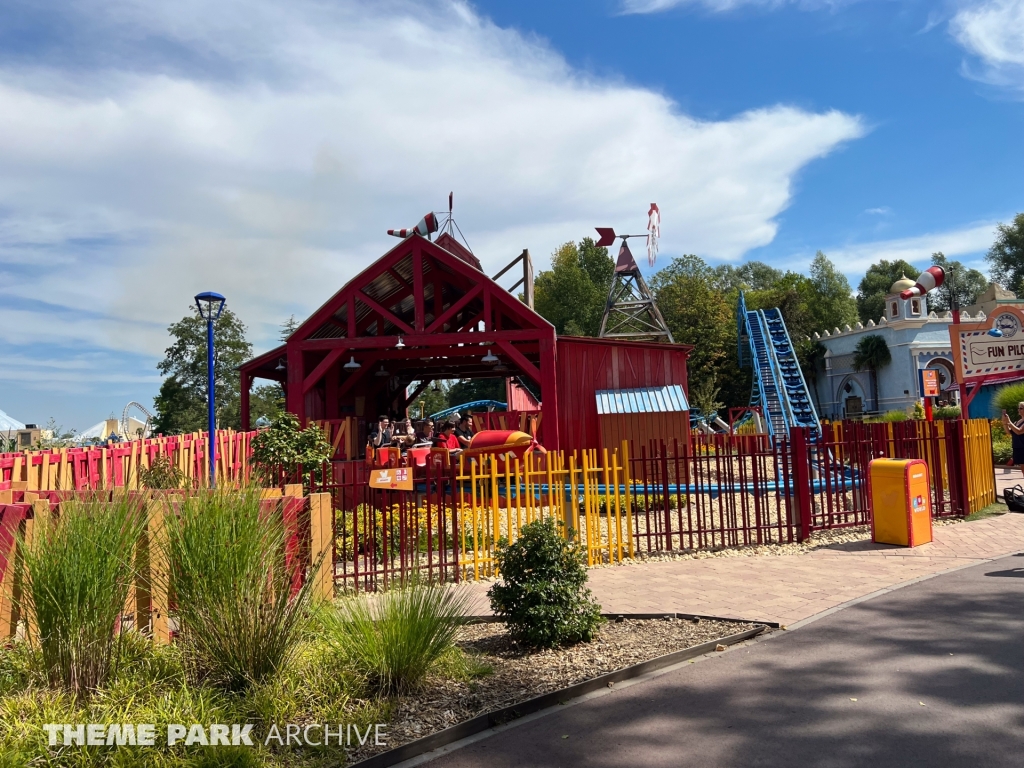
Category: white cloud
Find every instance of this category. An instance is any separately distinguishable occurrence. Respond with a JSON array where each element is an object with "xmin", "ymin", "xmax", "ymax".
[
  {"xmin": 806, "ymin": 220, "xmax": 998, "ymax": 277},
  {"xmin": 864, "ymin": 206, "xmax": 892, "ymax": 215},
  {"xmin": 0, "ymin": 0, "xmax": 864, "ymax": 376},
  {"xmin": 951, "ymin": 0, "xmax": 1024, "ymax": 89}
]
